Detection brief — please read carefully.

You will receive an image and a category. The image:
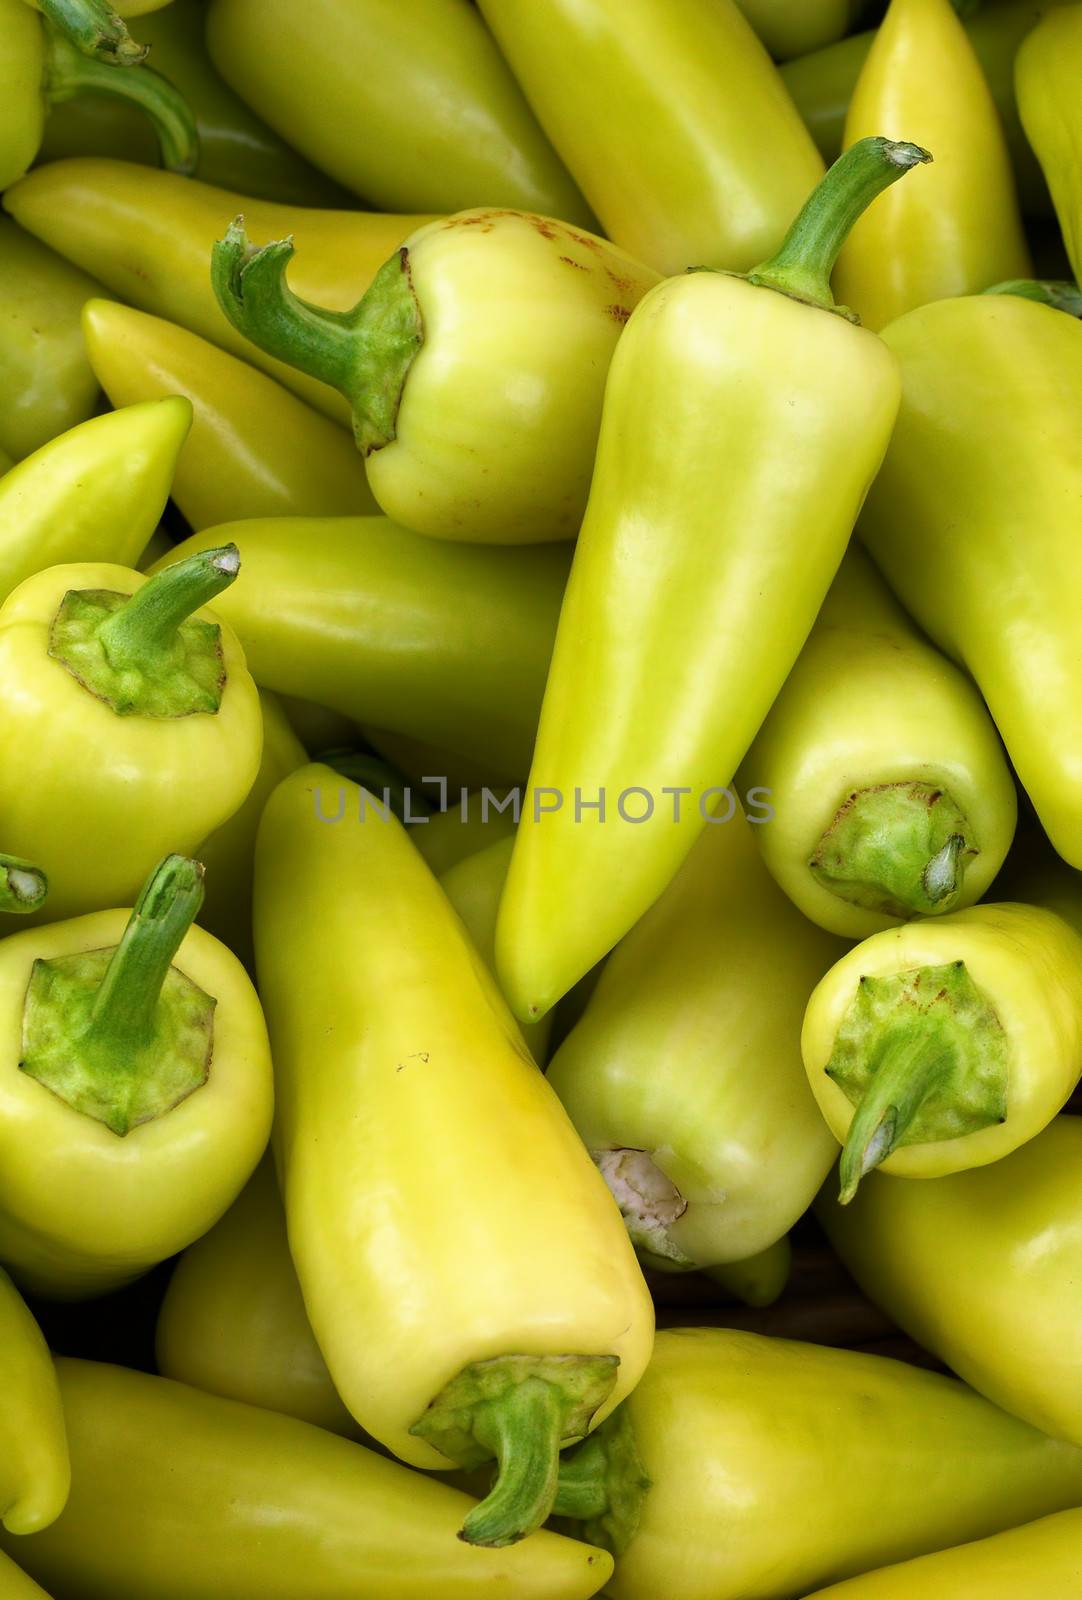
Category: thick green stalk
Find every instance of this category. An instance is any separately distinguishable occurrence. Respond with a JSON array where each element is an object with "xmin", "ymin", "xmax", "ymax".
[
  {"xmin": 97, "ymin": 545, "xmax": 238, "ymax": 673},
  {"xmin": 36, "ymin": 0, "xmax": 146, "ymax": 63},
  {"xmin": 984, "ymin": 279, "xmax": 1082, "ymax": 318},
  {"xmin": 44, "ymin": 24, "xmax": 198, "ymax": 175}
]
